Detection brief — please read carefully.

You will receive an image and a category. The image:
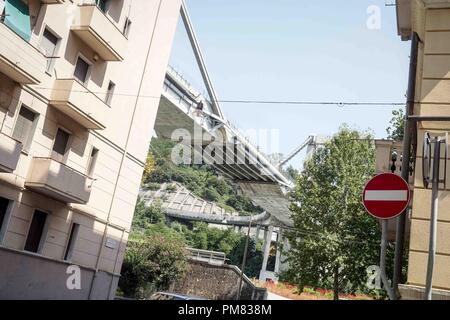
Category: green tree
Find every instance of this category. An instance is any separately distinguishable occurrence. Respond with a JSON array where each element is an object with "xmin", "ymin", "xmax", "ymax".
[
  {"xmin": 132, "ymin": 199, "xmax": 165, "ymax": 231},
  {"xmin": 283, "ymin": 126, "xmax": 381, "ymax": 300},
  {"xmin": 386, "ymin": 108, "xmax": 405, "ymax": 141},
  {"xmin": 119, "ymin": 230, "xmax": 188, "ymax": 298},
  {"xmin": 228, "ymin": 236, "xmax": 264, "ymax": 278}
]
